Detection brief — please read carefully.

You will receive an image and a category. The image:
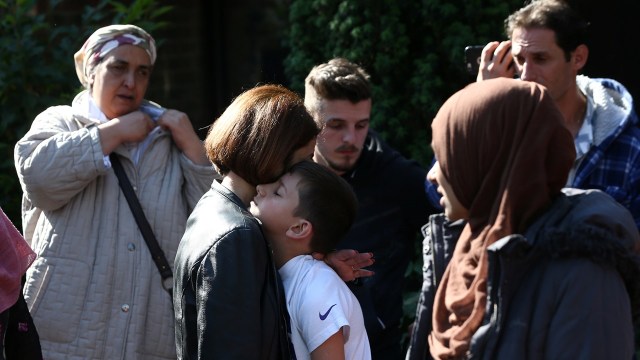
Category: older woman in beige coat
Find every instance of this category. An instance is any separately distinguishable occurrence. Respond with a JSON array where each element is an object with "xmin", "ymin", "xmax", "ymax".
[{"xmin": 14, "ymin": 24, "xmax": 216, "ymax": 359}]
